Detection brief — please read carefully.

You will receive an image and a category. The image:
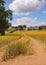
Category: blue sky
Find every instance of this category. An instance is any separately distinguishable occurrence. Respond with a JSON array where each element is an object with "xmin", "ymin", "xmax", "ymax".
[{"xmin": 5, "ymin": 0, "xmax": 46, "ymax": 26}]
